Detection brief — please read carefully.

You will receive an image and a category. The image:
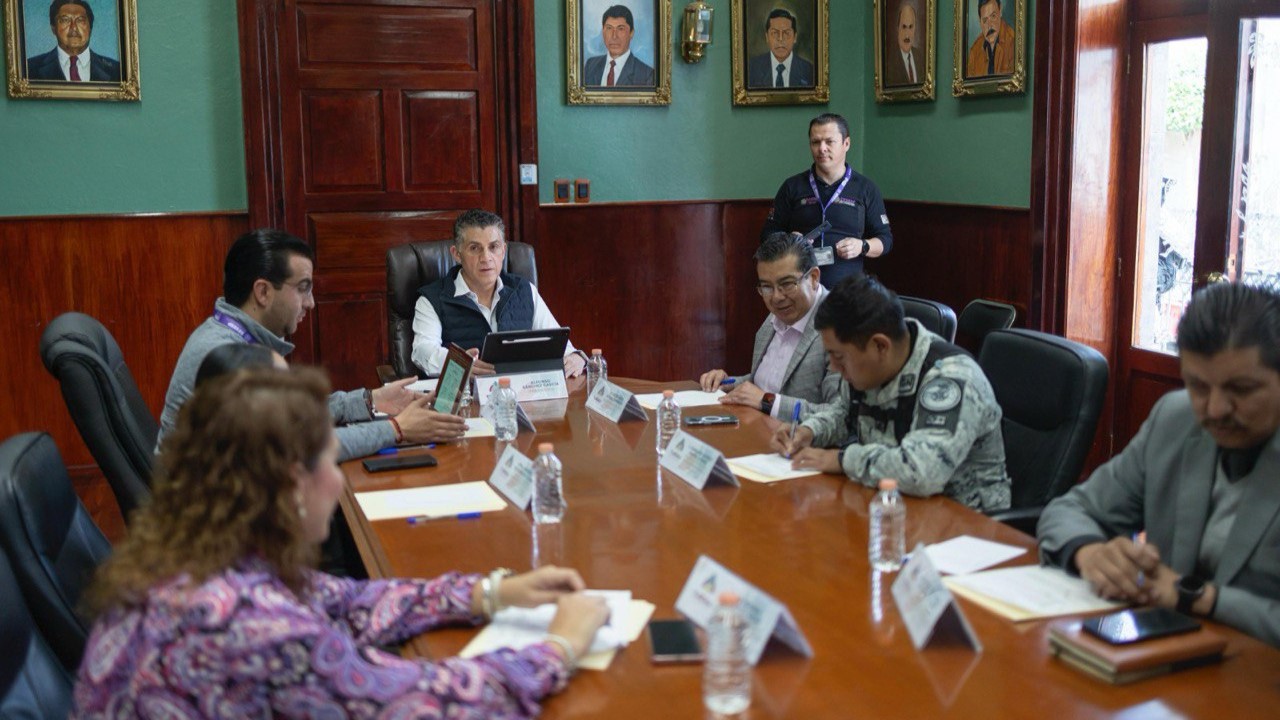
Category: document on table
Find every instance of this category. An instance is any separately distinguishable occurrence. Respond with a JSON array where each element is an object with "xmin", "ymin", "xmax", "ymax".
[
  {"xmin": 943, "ymin": 565, "xmax": 1124, "ymax": 621},
  {"xmin": 924, "ymin": 536, "xmax": 1028, "ymax": 576},
  {"xmin": 464, "ymin": 417, "xmax": 495, "ymax": 438},
  {"xmin": 406, "ymin": 378, "xmax": 439, "ymax": 394},
  {"xmin": 726, "ymin": 453, "xmax": 822, "ymax": 483},
  {"xmin": 635, "ymin": 390, "xmax": 726, "ymax": 409},
  {"xmin": 460, "ymin": 590, "xmax": 656, "ymax": 671},
  {"xmin": 355, "ymin": 481, "xmax": 507, "ymax": 521}
]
